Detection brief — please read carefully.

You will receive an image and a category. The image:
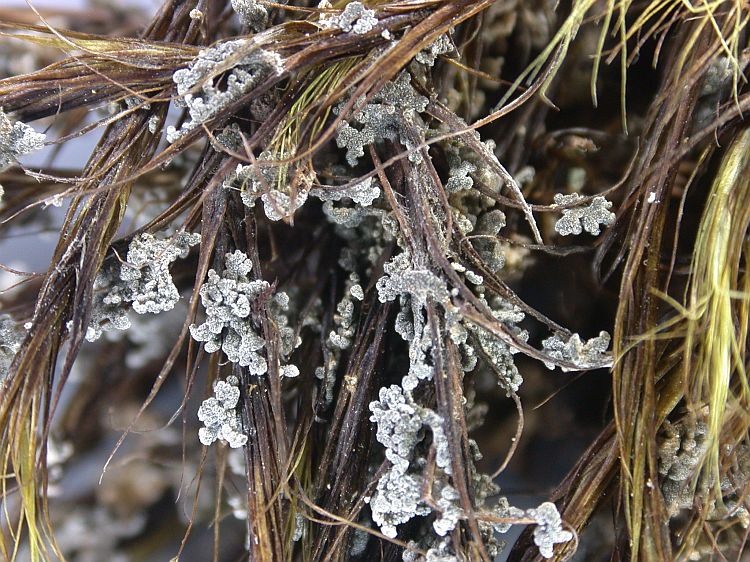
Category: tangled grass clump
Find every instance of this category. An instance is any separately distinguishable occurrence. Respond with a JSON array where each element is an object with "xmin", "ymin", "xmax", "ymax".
[{"xmin": 1, "ymin": 0, "xmax": 750, "ymax": 560}]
